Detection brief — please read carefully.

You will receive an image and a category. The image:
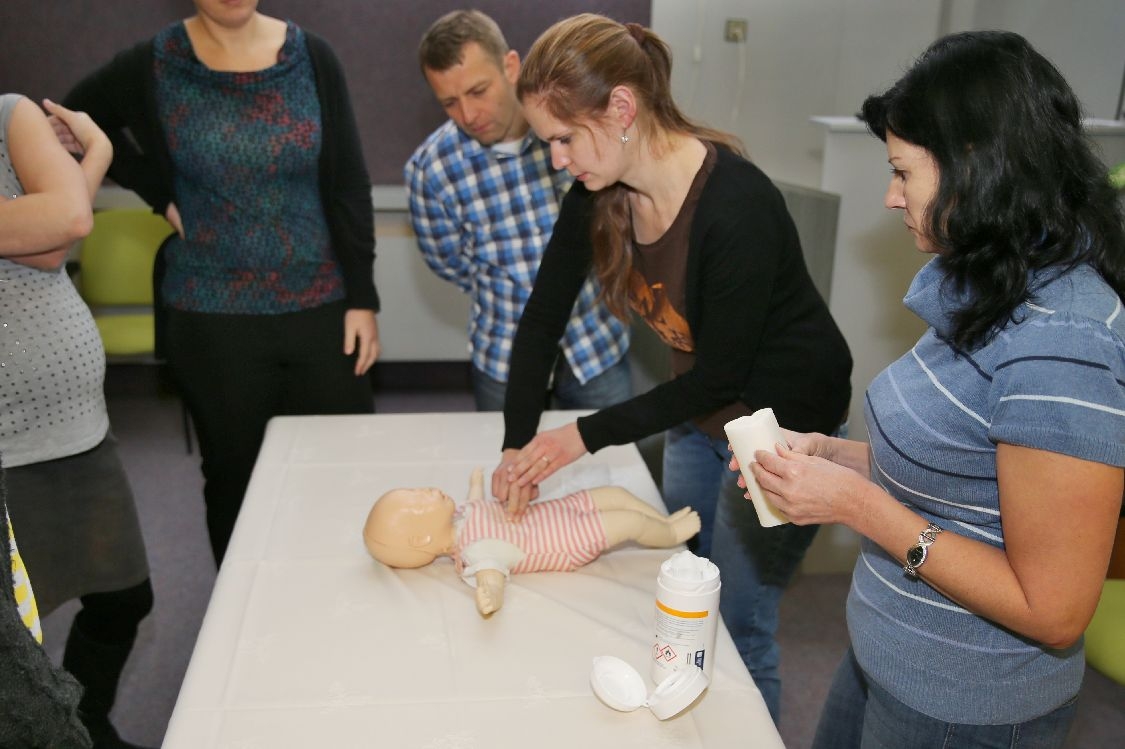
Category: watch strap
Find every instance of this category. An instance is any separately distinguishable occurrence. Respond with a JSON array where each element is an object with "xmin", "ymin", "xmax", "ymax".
[{"xmin": 903, "ymin": 522, "xmax": 943, "ymax": 578}]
